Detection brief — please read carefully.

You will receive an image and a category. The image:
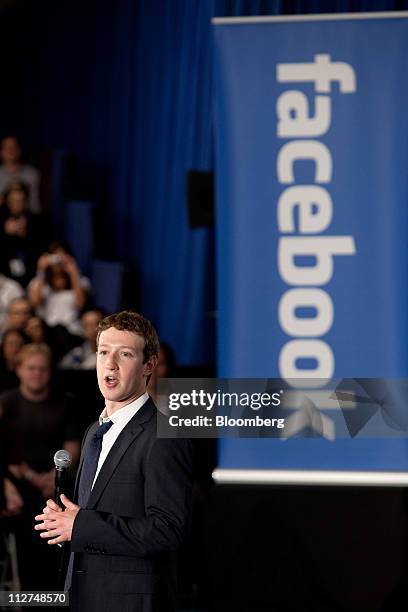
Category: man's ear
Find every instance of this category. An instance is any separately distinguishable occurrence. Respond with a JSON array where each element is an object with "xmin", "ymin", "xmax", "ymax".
[{"xmin": 144, "ymin": 355, "xmax": 158, "ymax": 377}]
